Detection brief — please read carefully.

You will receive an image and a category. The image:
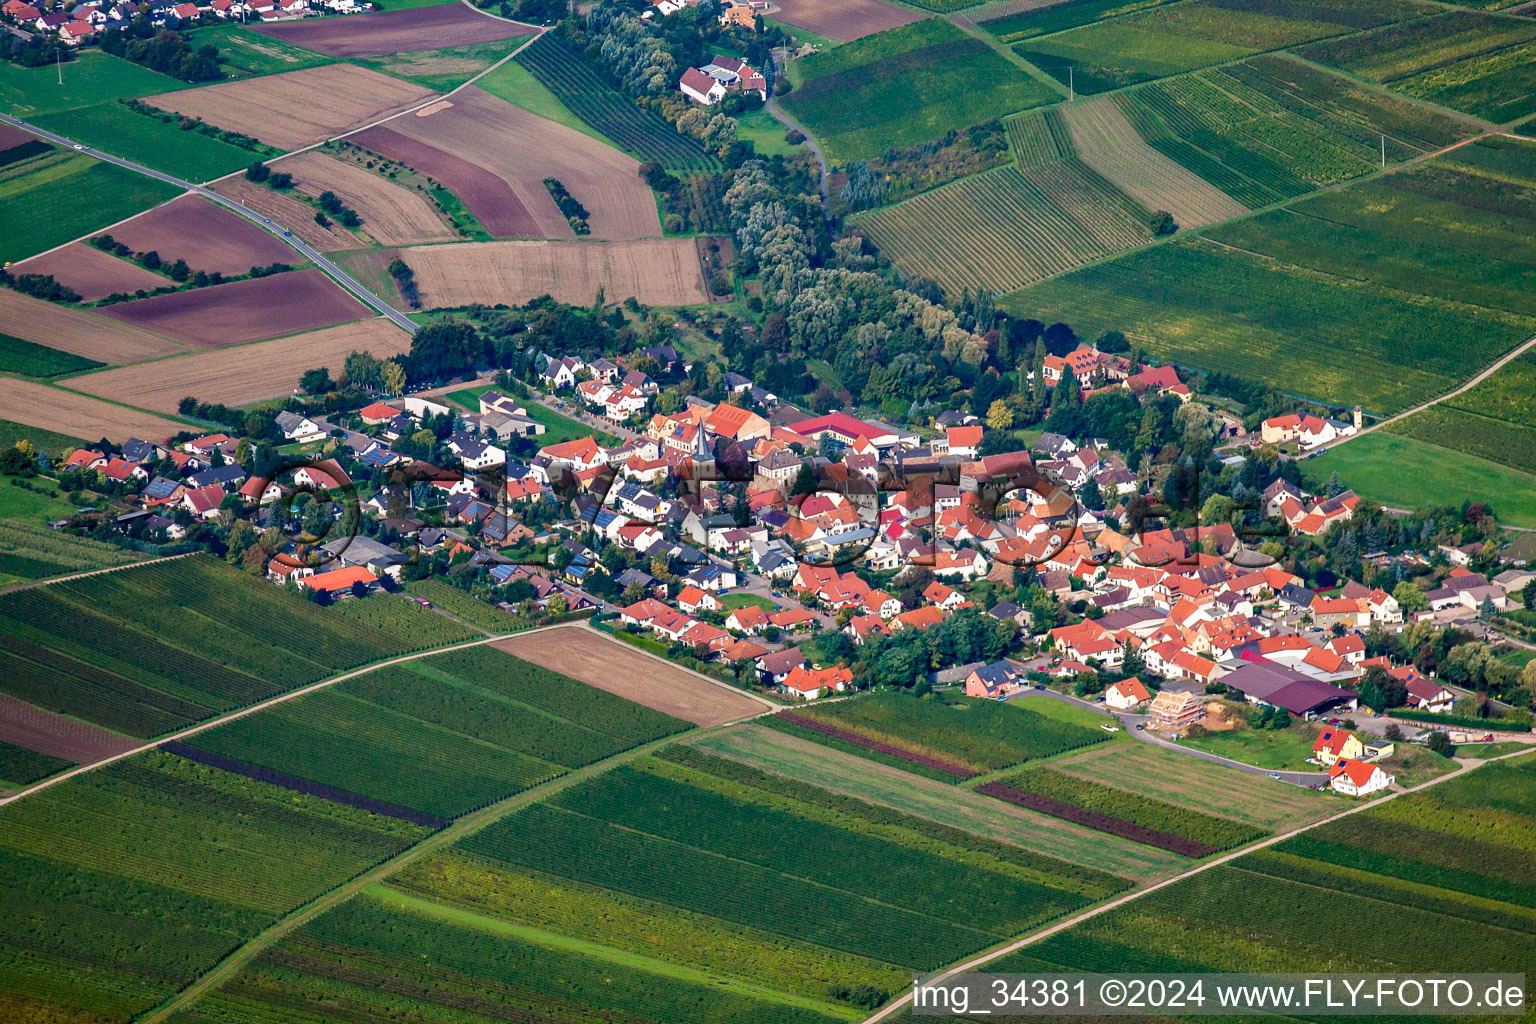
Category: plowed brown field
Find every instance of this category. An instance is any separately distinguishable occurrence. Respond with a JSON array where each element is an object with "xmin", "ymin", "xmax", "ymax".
[
  {"xmin": 492, "ymin": 626, "xmax": 768, "ymax": 726},
  {"xmin": 146, "ymin": 65, "xmax": 435, "ymax": 150},
  {"xmin": 95, "ymin": 268, "xmax": 370, "ymax": 347},
  {"xmin": 0, "ymin": 379, "xmax": 187, "ymax": 442},
  {"xmin": 102, "ymin": 194, "xmax": 298, "ymax": 276},
  {"xmin": 348, "ymin": 124, "xmax": 537, "ymax": 238},
  {"xmin": 0, "ymin": 694, "xmax": 137, "ymax": 766},
  {"xmin": 376, "ymin": 88, "xmax": 660, "ymax": 240},
  {"xmin": 281, "ymin": 151, "xmax": 456, "ymax": 246},
  {"xmin": 254, "ymin": 3, "xmax": 533, "ymax": 58},
  {"xmin": 769, "ymin": 0, "xmax": 922, "ymax": 41},
  {"xmin": 400, "ymin": 238, "xmax": 707, "ymax": 307},
  {"xmin": 12, "ymin": 242, "xmax": 169, "ymax": 302},
  {"xmin": 0, "ymin": 289, "xmax": 184, "ymax": 363},
  {"xmin": 69, "ymin": 317, "xmax": 411, "ymax": 413}
]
